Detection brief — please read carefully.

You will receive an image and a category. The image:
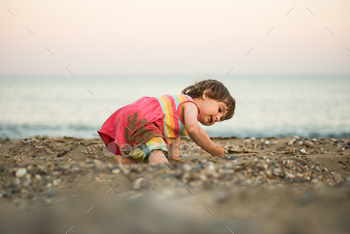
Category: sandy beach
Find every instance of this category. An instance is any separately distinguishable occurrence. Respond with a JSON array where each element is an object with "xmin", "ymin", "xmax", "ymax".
[{"xmin": 0, "ymin": 135, "xmax": 350, "ymax": 234}]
